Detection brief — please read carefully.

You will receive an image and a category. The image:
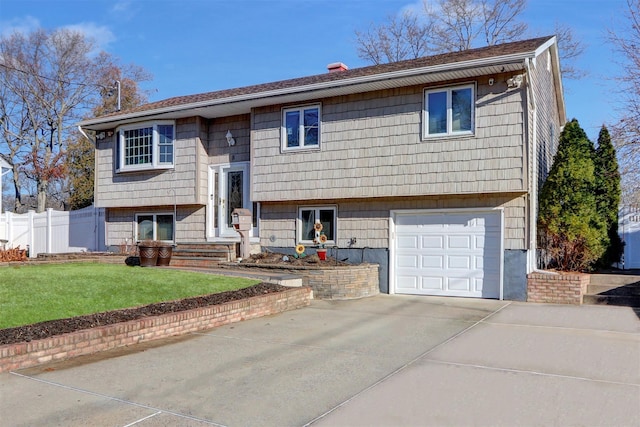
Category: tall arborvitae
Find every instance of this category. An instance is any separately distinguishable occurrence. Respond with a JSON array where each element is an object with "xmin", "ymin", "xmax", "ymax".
[
  {"xmin": 594, "ymin": 125, "xmax": 623, "ymax": 267},
  {"xmin": 538, "ymin": 119, "xmax": 607, "ymax": 271}
]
